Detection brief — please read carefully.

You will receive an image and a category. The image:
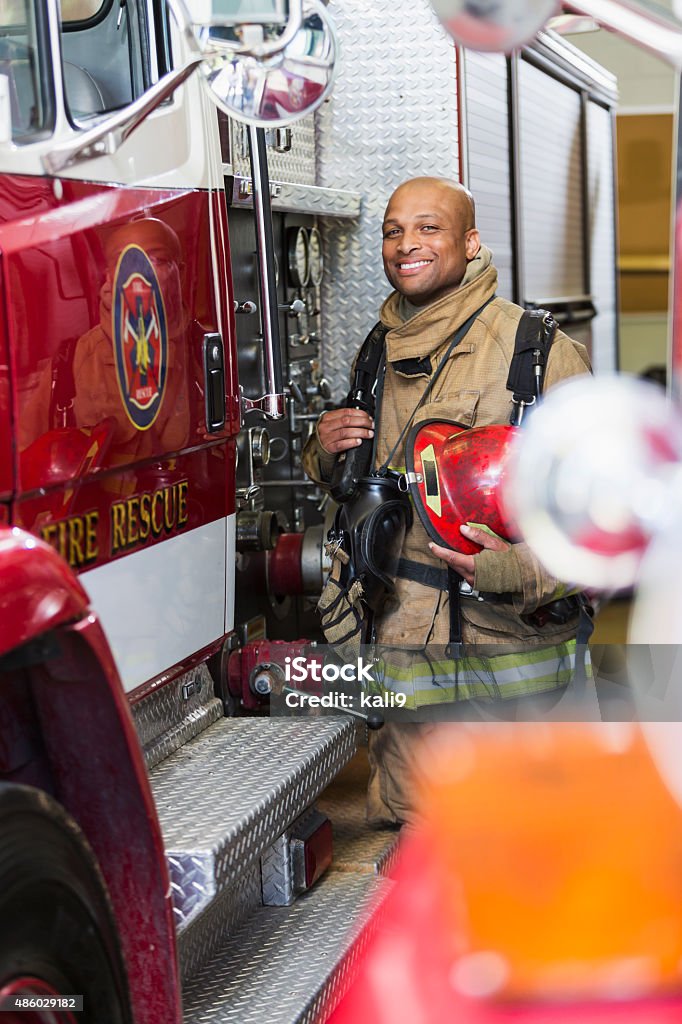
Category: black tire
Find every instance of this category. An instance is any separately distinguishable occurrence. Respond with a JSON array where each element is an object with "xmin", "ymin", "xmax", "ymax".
[{"xmin": 0, "ymin": 784, "xmax": 133, "ymax": 1024}]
